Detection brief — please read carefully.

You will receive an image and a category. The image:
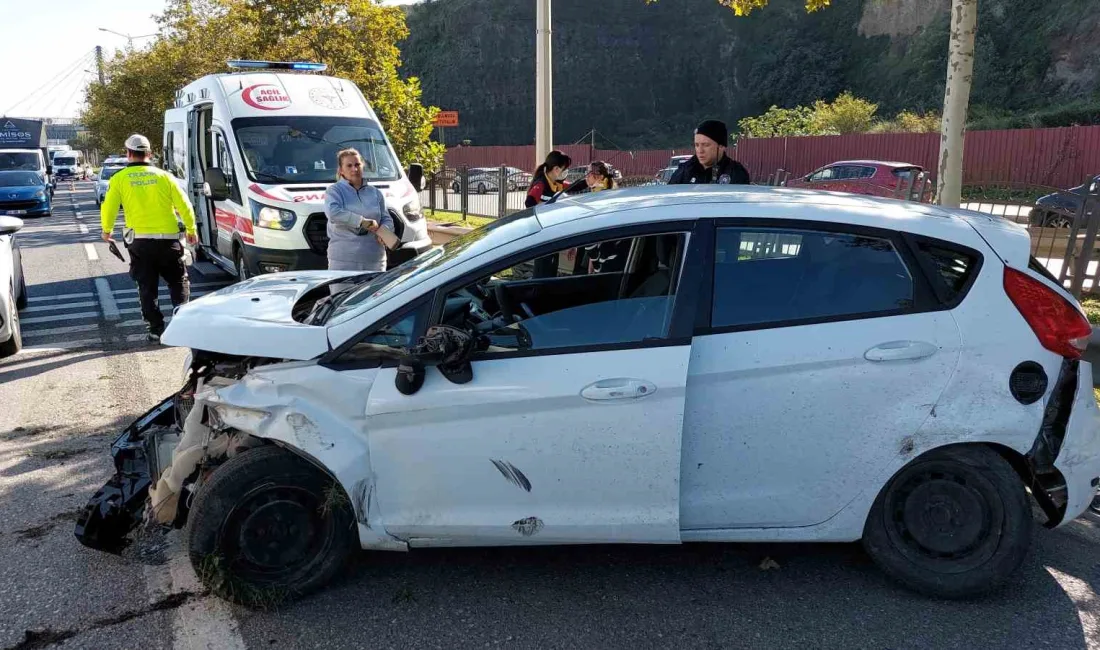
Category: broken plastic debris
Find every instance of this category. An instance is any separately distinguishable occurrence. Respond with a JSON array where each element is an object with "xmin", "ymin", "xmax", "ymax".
[{"xmin": 759, "ymin": 557, "xmax": 781, "ymax": 571}]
